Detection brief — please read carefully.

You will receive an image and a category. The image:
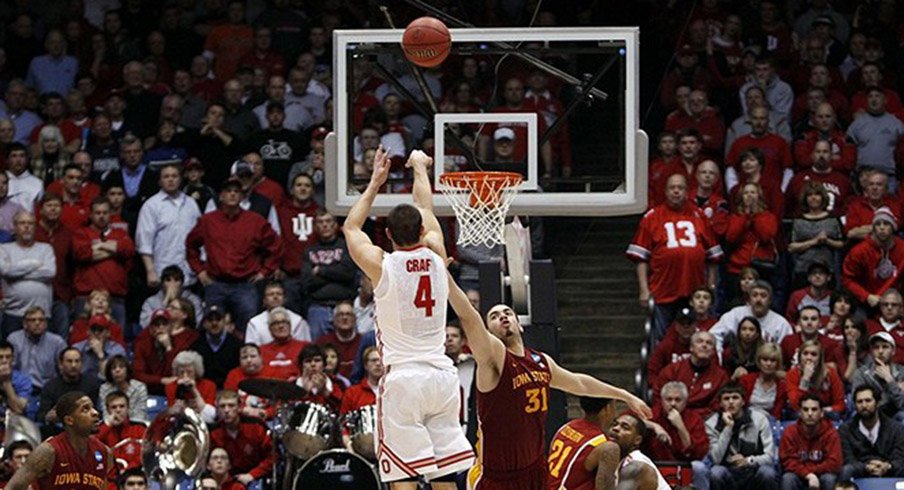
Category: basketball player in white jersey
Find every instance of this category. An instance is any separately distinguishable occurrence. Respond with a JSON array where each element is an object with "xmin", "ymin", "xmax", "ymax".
[
  {"xmin": 344, "ymin": 146, "xmax": 474, "ymax": 489},
  {"xmin": 607, "ymin": 413, "xmax": 671, "ymax": 490}
]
